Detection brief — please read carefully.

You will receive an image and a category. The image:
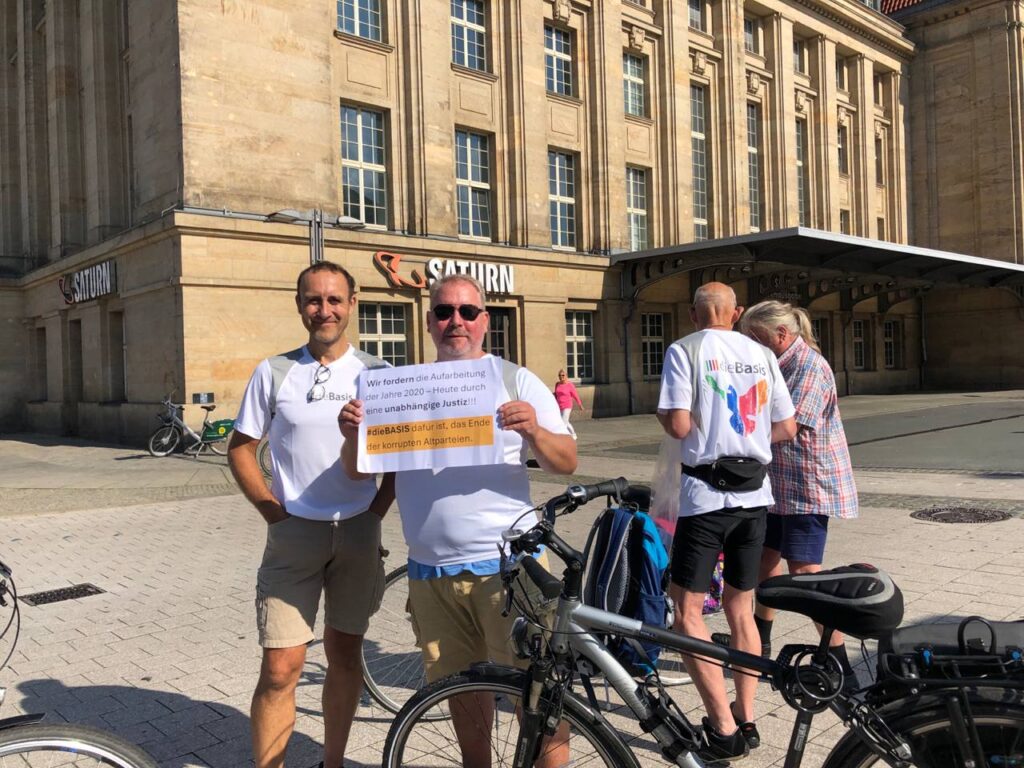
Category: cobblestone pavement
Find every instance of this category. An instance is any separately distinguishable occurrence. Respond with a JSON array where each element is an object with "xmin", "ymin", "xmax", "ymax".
[{"xmin": 0, "ymin": 391, "xmax": 1022, "ymax": 767}]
